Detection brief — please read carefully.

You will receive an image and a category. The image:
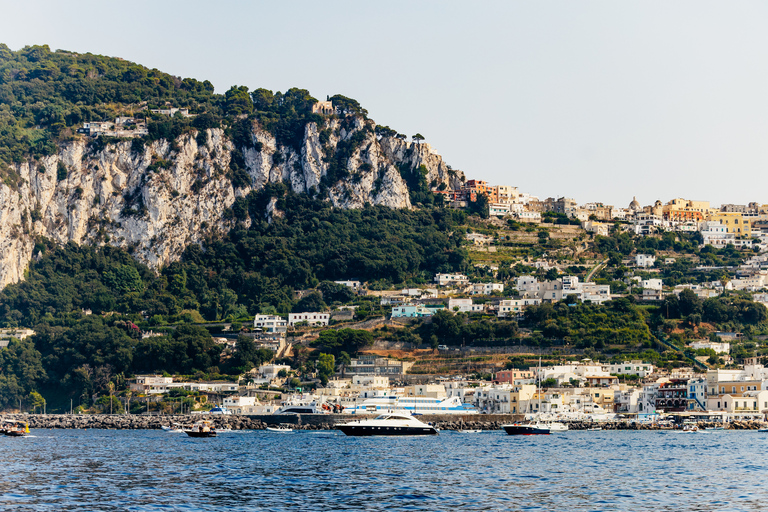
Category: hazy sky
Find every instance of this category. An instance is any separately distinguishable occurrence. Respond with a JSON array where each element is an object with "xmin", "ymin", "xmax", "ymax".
[{"xmin": 3, "ymin": 1, "xmax": 768, "ymax": 207}]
